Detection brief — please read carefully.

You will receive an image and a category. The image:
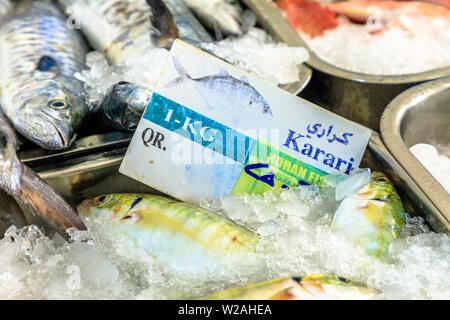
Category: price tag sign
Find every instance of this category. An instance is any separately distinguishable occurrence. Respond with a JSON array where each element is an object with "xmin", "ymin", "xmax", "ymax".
[{"xmin": 120, "ymin": 40, "xmax": 371, "ymax": 203}]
